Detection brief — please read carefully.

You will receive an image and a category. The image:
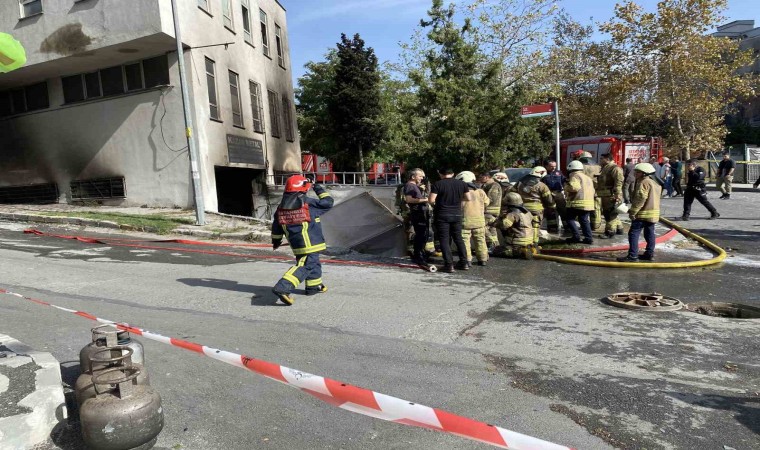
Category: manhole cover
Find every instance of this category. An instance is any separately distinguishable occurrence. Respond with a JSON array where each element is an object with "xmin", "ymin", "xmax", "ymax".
[
  {"xmin": 603, "ymin": 292, "xmax": 684, "ymax": 311},
  {"xmin": 686, "ymin": 302, "xmax": 760, "ymax": 319}
]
